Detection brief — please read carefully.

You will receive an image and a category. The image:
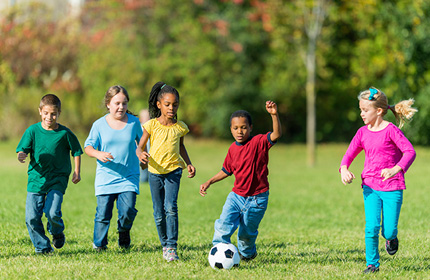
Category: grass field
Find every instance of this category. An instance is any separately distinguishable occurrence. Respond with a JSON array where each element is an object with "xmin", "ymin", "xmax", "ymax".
[{"xmin": 1, "ymin": 137, "xmax": 430, "ymax": 279}]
